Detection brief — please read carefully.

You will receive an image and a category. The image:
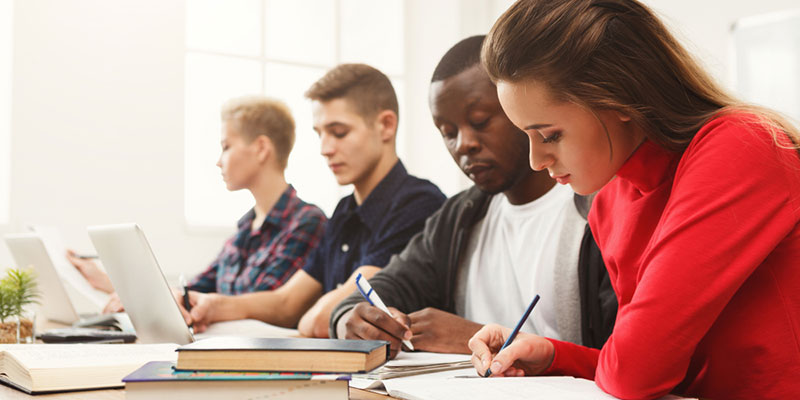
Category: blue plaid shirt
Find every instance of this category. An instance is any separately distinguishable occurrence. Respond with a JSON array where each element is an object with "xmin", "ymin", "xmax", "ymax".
[
  {"xmin": 303, "ymin": 161, "xmax": 446, "ymax": 293},
  {"xmin": 188, "ymin": 185, "xmax": 326, "ymax": 294}
]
